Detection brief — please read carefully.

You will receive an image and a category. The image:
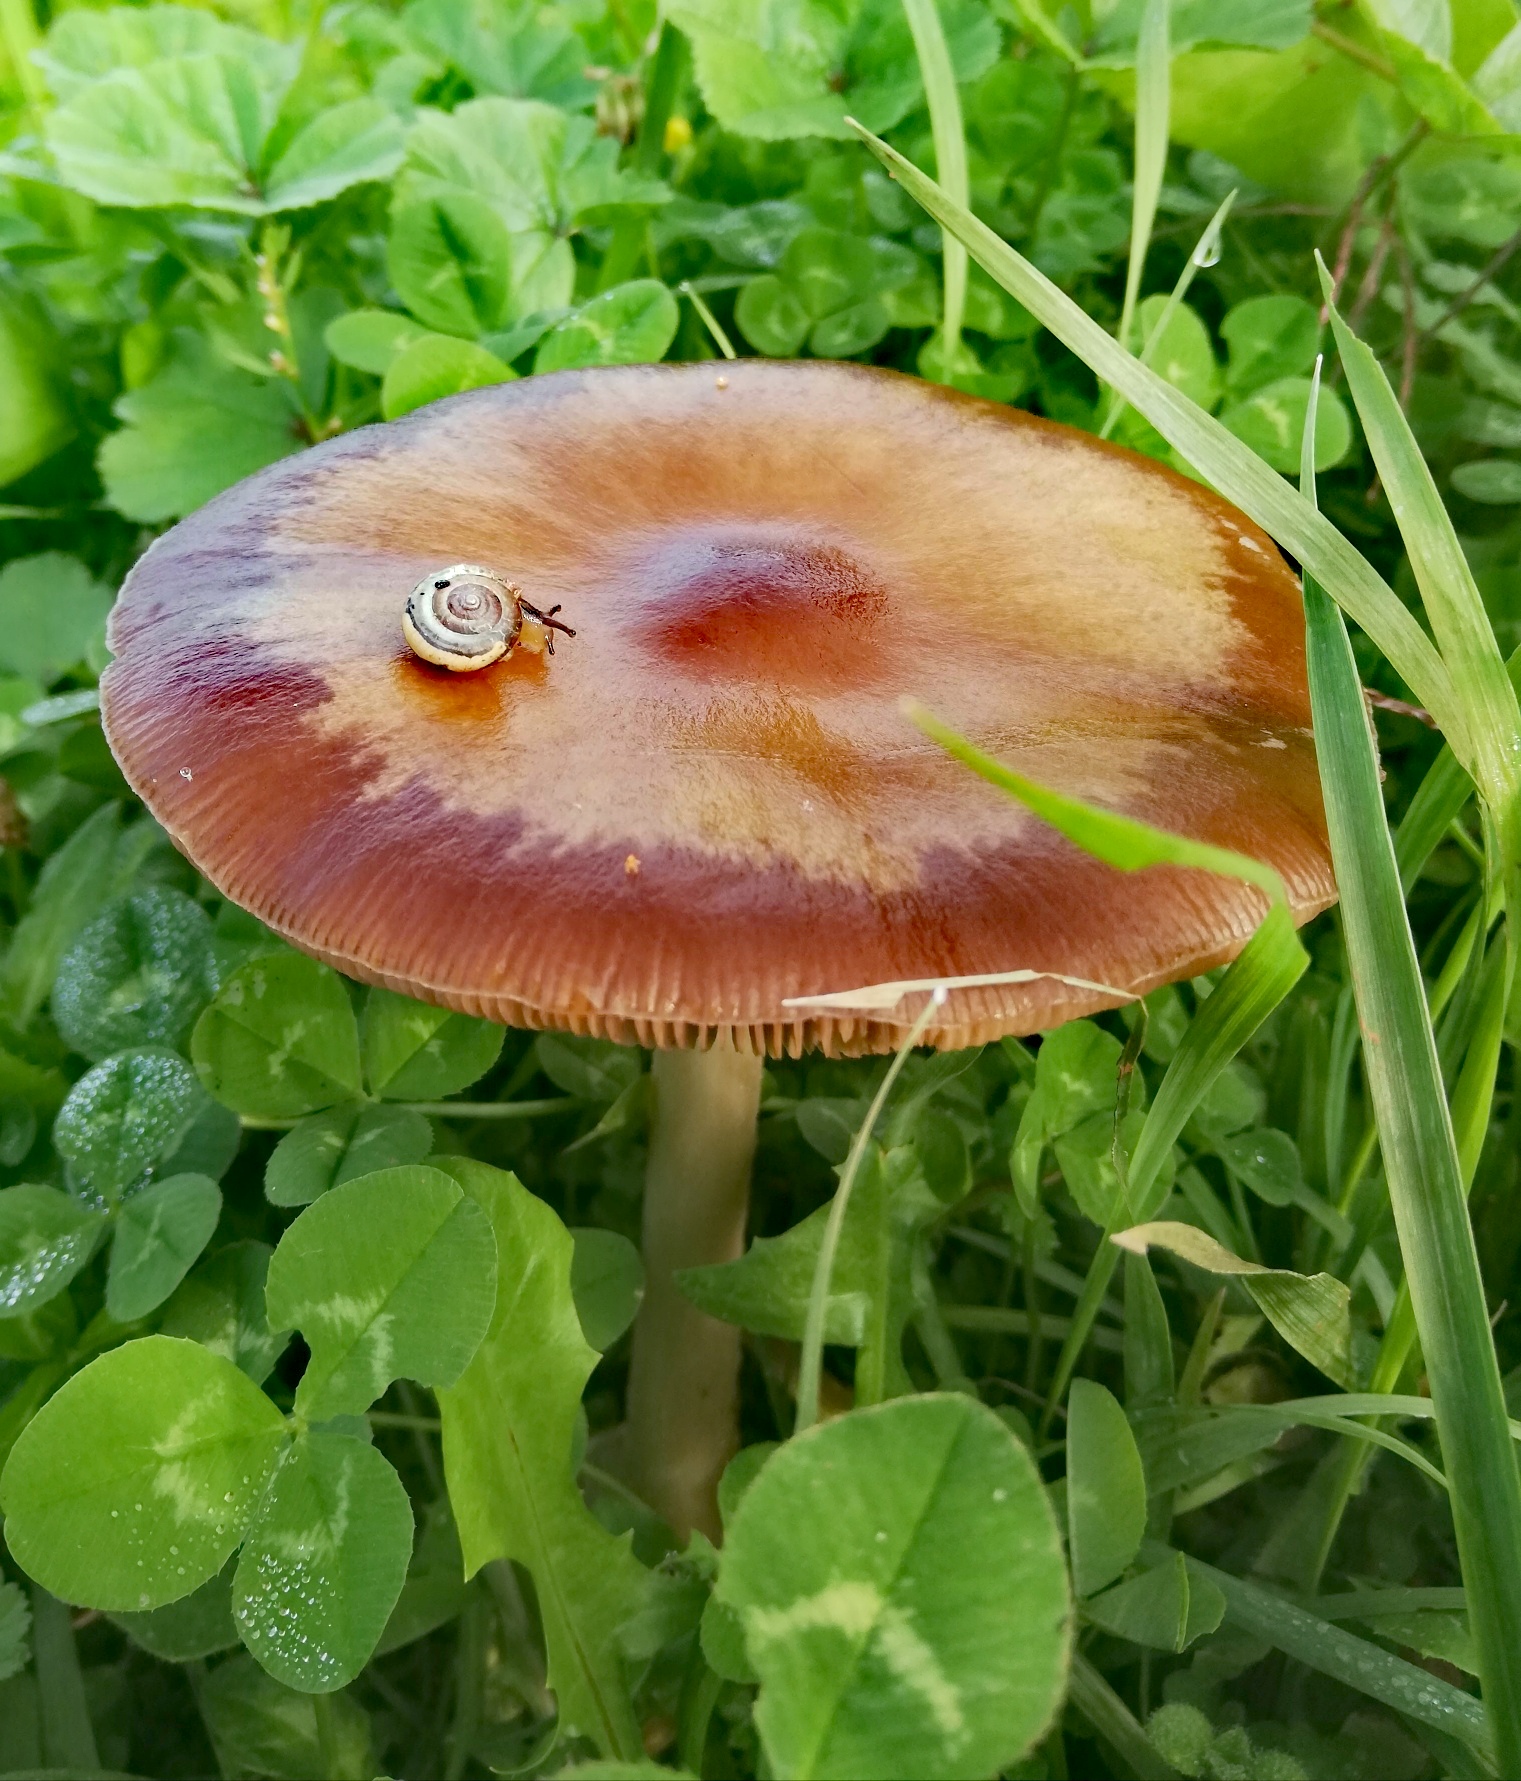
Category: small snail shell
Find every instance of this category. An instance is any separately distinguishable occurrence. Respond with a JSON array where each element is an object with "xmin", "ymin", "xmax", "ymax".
[{"xmin": 403, "ymin": 565, "xmax": 521, "ymax": 671}]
